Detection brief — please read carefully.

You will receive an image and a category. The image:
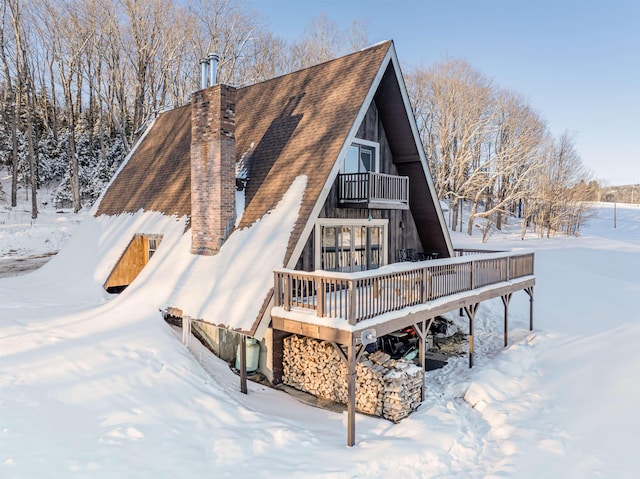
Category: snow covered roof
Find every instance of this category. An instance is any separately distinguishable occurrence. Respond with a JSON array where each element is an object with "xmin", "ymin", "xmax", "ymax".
[
  {"xmin": 92, "ymin": 40, "xmax": 452, "ymax": 337},
  {"xmin": 96, "ymin": 41, "xmax": 392, "ymax": 255},
  {"xmin": 92, "ymin": 43, "xmax": 393, "ymax": 335}
]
